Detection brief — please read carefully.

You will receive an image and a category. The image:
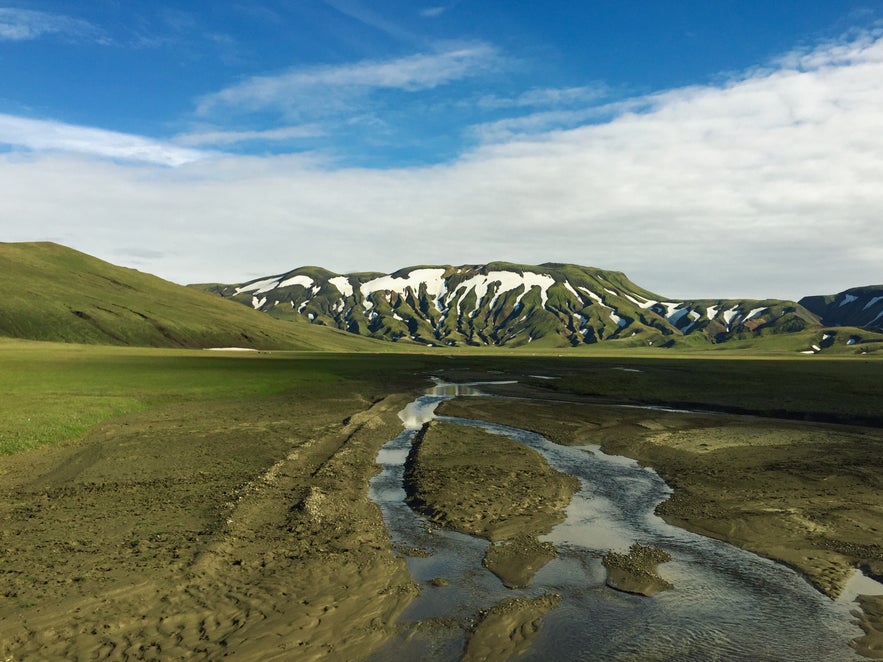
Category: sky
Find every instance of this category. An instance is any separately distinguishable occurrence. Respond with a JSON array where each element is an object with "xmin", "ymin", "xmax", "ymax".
[{"xmin": 1, "ymin": 1, "xmax": 882, "ymax": 300}]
